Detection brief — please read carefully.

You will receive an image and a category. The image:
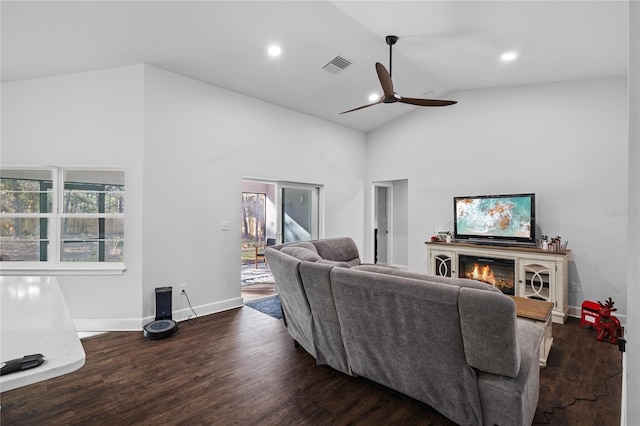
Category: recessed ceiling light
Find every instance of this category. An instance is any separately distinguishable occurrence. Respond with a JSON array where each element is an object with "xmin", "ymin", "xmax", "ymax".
[
  {"xmin": 268, "ymin": 45, "xmax": 282, "ymax": 57},
  {"xmin": 501, "ymin": 51, "xmax": 518, "ymax": 62},
  {"xmin": 368, "ymin": 93, "xmax": 379, "ymax": 102}
]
